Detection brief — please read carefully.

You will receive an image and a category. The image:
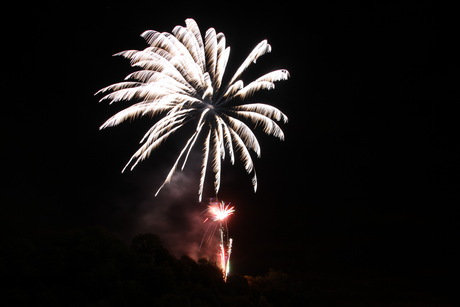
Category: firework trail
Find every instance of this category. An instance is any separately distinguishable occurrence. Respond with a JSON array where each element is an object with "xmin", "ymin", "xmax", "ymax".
[
  {"xmin": 202, "ymin": 199, "xmax": 235, "ymax": 280},
  {"xmin": 97, "ymin": 18, "xmax": 289, "ymax": 201}
]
